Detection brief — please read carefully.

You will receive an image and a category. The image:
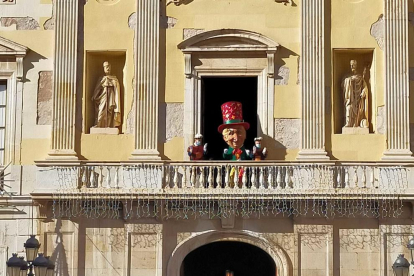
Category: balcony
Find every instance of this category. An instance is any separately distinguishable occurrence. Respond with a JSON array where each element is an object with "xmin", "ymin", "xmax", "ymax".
[
  {"xmin": 32, "ymin": 161, "xmax": 413, "ymax": 219},
  {"xmin": 33, "ymin": 161, "xmax": 412, "ymax": 197}
]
